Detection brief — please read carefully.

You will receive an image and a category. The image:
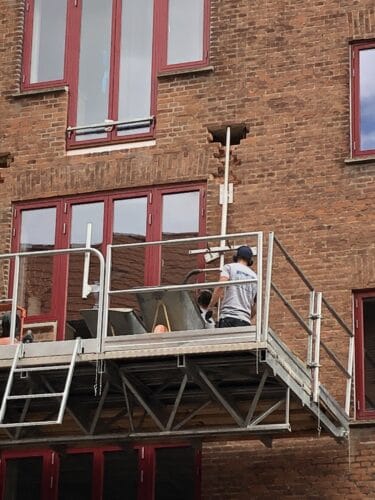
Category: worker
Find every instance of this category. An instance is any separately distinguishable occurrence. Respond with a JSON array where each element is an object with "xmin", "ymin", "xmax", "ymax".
[
  {"xmin": 206, "ymin": 246, "xmax": 257, "ymax": 327},
  {"xmin": 197, "ymin": 289, "xmax": 215, "ymax": 329}
]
